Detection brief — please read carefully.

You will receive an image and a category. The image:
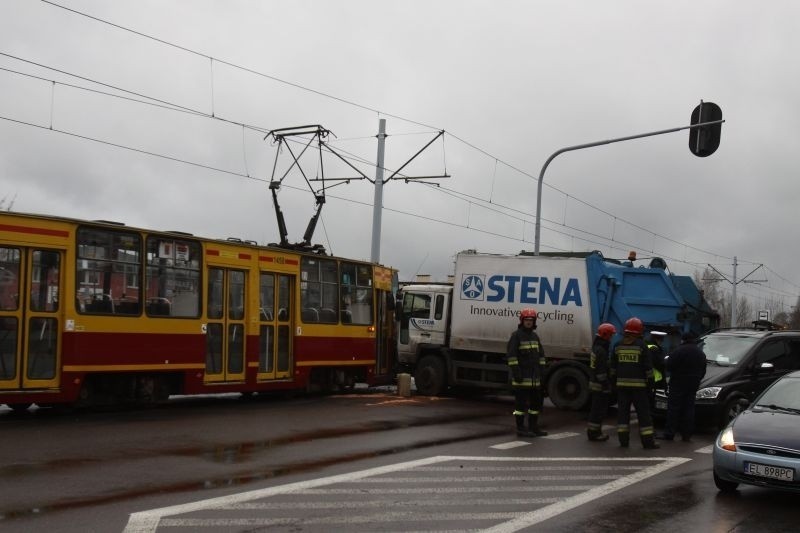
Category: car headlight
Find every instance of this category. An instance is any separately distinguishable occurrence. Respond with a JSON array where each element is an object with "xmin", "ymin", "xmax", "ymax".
[
  {"xmin": 718, "ymin": 426, "xmax": 736, "ymax": 451},
  {"xmin": 696, "ymin": 386, "xmax": 722, "ymax": 399}
]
